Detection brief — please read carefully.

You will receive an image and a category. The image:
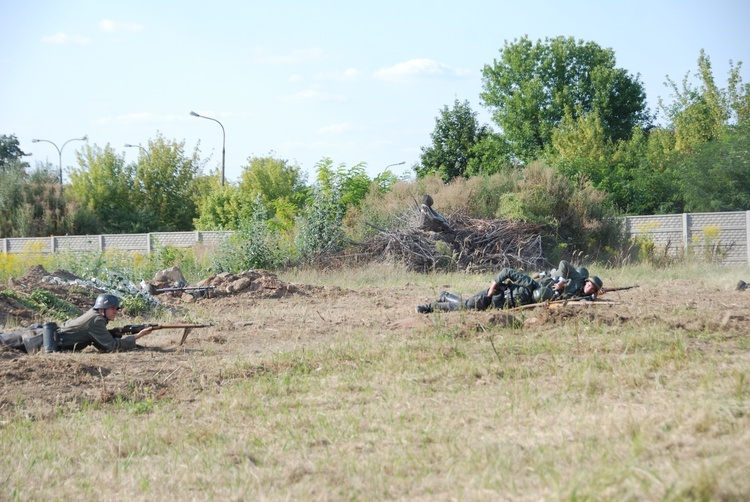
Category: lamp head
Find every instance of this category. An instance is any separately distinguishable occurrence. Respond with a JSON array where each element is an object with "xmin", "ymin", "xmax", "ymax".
[
  {"xmin": 32, "ymin": 139, "xmax": 41, "ymax": 143},
  {"xmin": 190, "ymin": 111, "xmax": 200, "ymax": 117},
  {"xmin": 124, "ymin": 143, "xmax": 135, "ymax": 148}
]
